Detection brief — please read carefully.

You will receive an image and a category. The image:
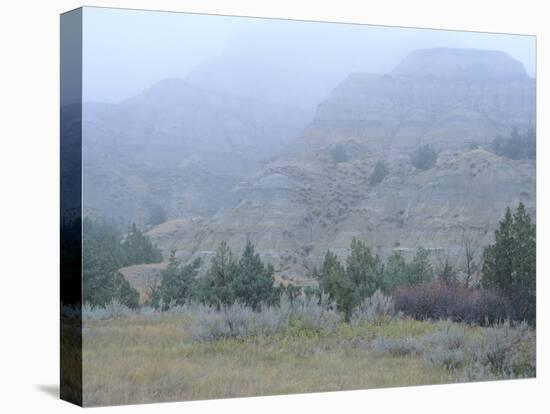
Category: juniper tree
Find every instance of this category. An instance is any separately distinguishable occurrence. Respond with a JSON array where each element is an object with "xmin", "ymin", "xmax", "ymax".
[
  {"xmin": 482, "ymin": 208, "xmax": 514, "ymax": 292},
  {"xmin": 113, "ymin": 271, "xmax": 140, "ymax": 309},
  {"xmin": 232, "ymin": 240, "xmax": 278, "ymax": 311},
  {"xmin": 199, "ymin": 241, "xmax": 238, "ymax": 309},
  {"xmin": 384, "ymin": 252, "xmax": 408, "ymax": 291},
  {"xmin": 83, "ymin": 219, "xmax": 159, "ymax": 308},
  {"xmin": 315, "ymin": 248, "xmax": 360, "ymax": 323},
  {"xmin": 314, "ymin": 250, "xmax": 343, "ymax": 304},
  {"xmin": 408, "ymin": 247, "xmax": 434, "ymax": 284},
  {"xmin": 482, "ymin": 202, "xmax": 536, "ymax": 323},
  {"xmin": 346, "ymin": 238, "xmax": 384, "ymax": 298},
  {"xmin": 332, "ymin": 267, "xmax": 359, "ymax": 324},
  {"xmin": 152, "ymin": 250, "xmax": 201, "ymax": 309},
  {"xmin": 82, "ymin": 219, "xmax": 121, "ymax": 306},
  {"xmin": 121, "ymin": 223, "xmax": 162, "ymax": 266}
]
